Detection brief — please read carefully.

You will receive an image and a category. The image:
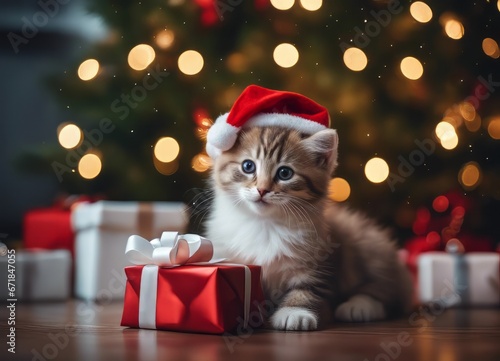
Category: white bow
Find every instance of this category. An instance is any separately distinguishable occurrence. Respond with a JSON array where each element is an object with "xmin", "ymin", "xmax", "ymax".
[{"xmin": 125, "ymin": 231, "xmax": 214, "ymax": 267}]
